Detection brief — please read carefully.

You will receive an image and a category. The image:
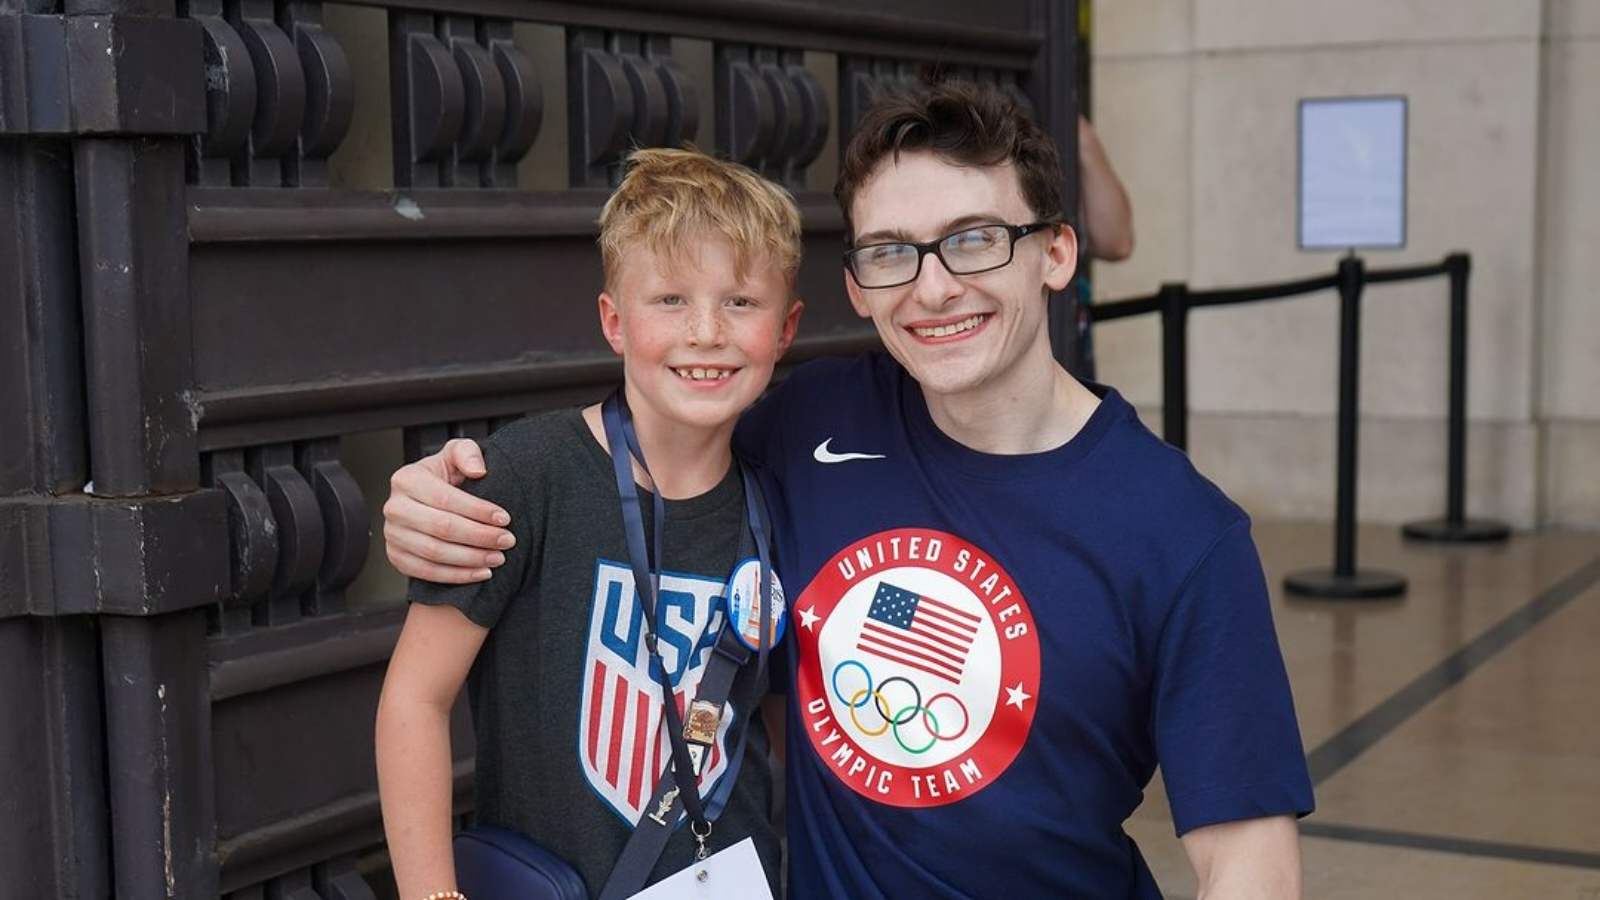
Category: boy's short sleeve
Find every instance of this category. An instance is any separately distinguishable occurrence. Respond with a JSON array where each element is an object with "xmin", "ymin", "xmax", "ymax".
[
  {"xmin": 1153, "ymin": 518, "xmax": 1315, "ymax": 835},
  {"xmin": 407, "ymin": 439, "xmax": 539, "ymax": 629}
]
